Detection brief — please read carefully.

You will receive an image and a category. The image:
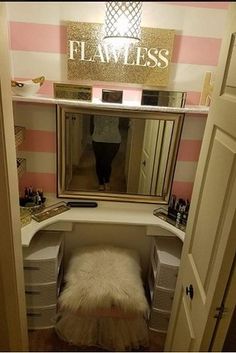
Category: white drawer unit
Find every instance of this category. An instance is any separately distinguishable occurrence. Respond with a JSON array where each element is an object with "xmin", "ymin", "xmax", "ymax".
[
  {"xmin": 148, "ymin": 237, "xmax": 182, "ymax": 333},
  {"xmin": 23, "ymin": 231, "xmax": 64, "ymax": 329}
]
